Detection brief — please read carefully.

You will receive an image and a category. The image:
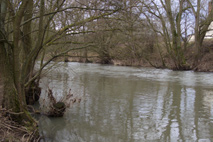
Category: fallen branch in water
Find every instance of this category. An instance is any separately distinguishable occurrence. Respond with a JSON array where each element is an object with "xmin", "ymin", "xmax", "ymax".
[{"xmin": 40, "ymin": 88, "xmax": 82, "ymax": 117}]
